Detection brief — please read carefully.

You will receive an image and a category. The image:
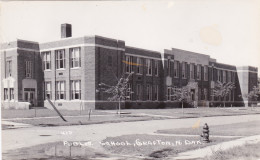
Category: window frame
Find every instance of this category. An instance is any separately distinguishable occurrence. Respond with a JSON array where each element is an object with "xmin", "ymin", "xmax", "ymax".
[
  {"xmin": 71, "ymin": 80, "xmax": 81, "ymax": 100},
  {"xmin": 55, "ymin": 49, "xmax": 65, "ymax": 69},
  {"xmin": 136, "ymin": 57, "xmax": 143, "ymax": 75},
  {"xmin": 55, "ymin": 81, "xmax": 66, "ymax": 100},
  {"xmin": 44, "ymin": 81, "xmax": 52, "ymax": 100},
  {"xmin": 42, "ymin": 51, "xmax": 51, "ymax": 70},
  {"xmin": 70, "ymin": 47, "xmax": 81, "ymax": 68},
  {"xmin": 25, "ymin": 61, "xmax": 33, "ymax": 78},
  {"xmin": 182, "ymin": 62, "xmax": 187, "ymax": 79},
  {"xmin": 146, "ymin": 59, "xmax": 152, "ymax": 76}
]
